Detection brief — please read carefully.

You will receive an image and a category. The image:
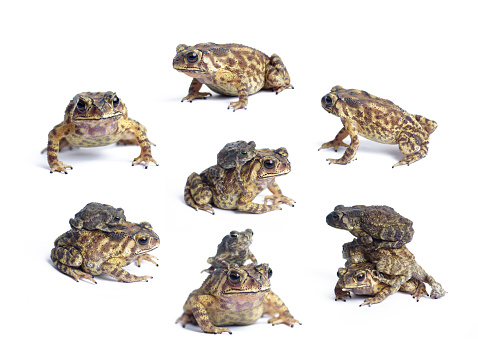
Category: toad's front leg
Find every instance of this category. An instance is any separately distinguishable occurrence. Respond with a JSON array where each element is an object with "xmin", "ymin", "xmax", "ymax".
[
  {"xmin": 228, "ymin": 79, "xmax": 249, "ymax": 111},
  {"xmin": 263, "ymin": 181, "xmax": 295, "ymax": 208},
  {"xmin": 360, "ymin": 285, "xmax": 400, "ymax": 307},
  {"xmin": 101, "ymin": 258, "xmax": 153, "ymax": 282},
  {"xmin": 263, "ymin": 291, "xmax": 300, "ymax": 327},
  {"xmin": 45, "ymin": 125, "xmax": 73, "ymax": 174},
  {"xmin": 182, "ymin": 79, "xmax": 212, "ymax": 102},
  {"xmin": 127, "ymin": 119, "xmax": 158, "ymax": 168},
  {"xmin": 325, "ymin": 122, "xmax": 360, "ymax": 165},
  {"xmin": 185, "ymin": 294, "xmax": 232, "ymax": 334}
]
